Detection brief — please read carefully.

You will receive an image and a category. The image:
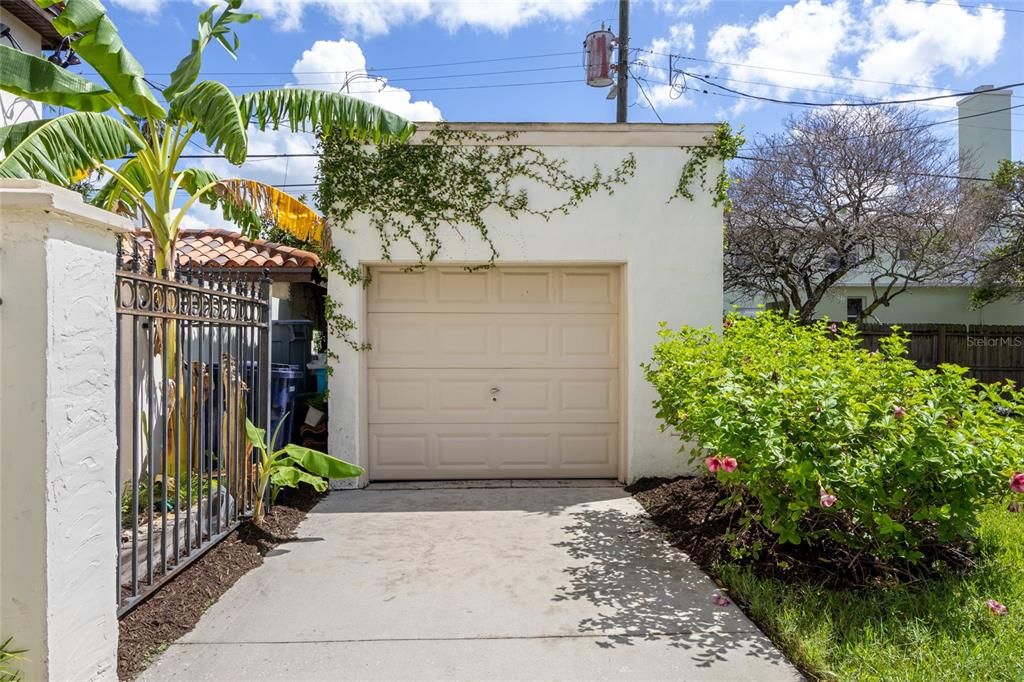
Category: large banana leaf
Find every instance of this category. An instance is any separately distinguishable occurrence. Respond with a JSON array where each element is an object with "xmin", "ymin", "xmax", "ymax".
[
  {"xmin": 214, "ymin": 178, "xmax": 327, "ymax": 246},
  {"xmin": 93, "ymin": 157, "xmax": 150, "ymax": 215},
  {"xmin": 238, "ymin": 88, "xmax": 415, "ymax": 143},
  {"xmin": 178, "ymin": 168, "xmax": 263, "ymax": 234},
  {"xmin": 0, "ymin": 119, "xmax": 47, "ymax": 154},
  {"xmin": 283, "ymin": 444, "xmax": 364, "ymax": 479},
  {"xmin": 179, "ymin": 172, "xmax": 327, "ymax": 247},
  {"xmin": 169, "ymin": 81, "xmax": 247, "ymax": 164},
  {"xmin": 38, "ymin": 0, "xmax": 164, "ymax": 119},
  {"xmin": 163, "ymin": 0, "xmax": 259, "ymax": 101},
  {"xmin": 0, "ymin": 45, "xmax": 117, "ymax": 112},
  {"xmin": 269, "ymin": 464, "xmax": 329, "ymax": 493},
  {"xmin": 0, "ymin": 111, "xmax": 145, "ymax": 185}
]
